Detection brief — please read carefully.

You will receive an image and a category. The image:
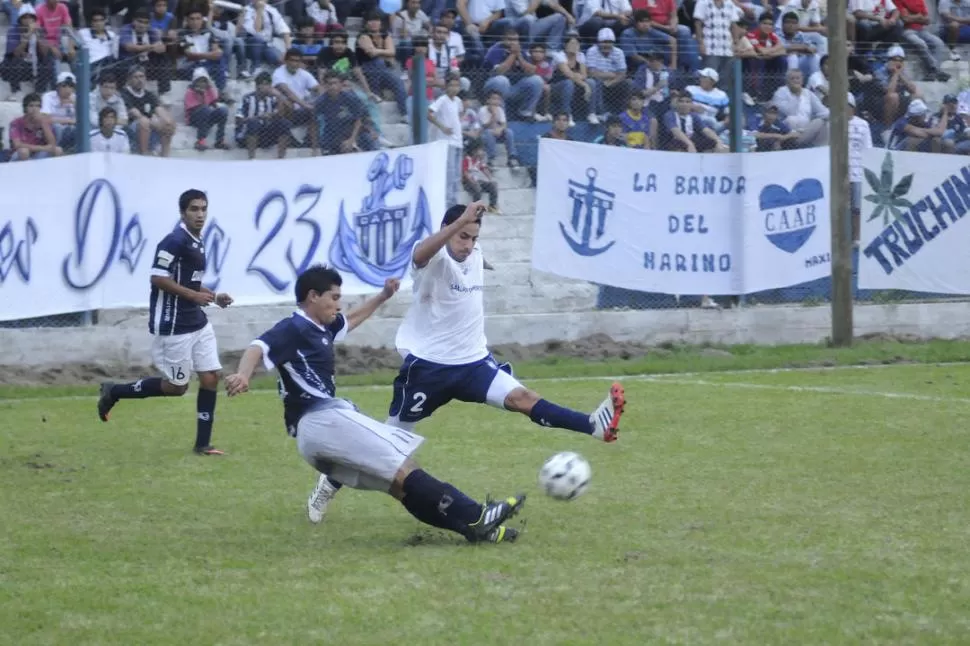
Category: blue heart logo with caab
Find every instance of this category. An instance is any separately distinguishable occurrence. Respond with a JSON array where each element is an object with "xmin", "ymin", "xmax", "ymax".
[{"xmin": 760, "ymin": 179, "xmax": 824, "ymax": 253}]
